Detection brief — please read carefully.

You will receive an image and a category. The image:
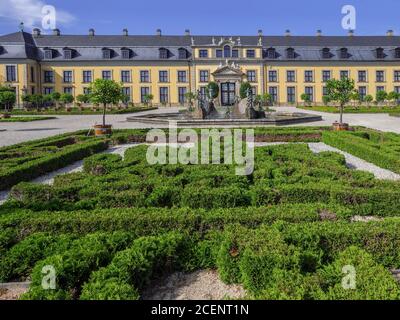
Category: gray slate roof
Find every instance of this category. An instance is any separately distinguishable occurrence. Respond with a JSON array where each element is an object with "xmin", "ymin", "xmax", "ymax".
[{"xmin": 1, "ymin": 31, "xmax": 400, "ymax": 61}]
